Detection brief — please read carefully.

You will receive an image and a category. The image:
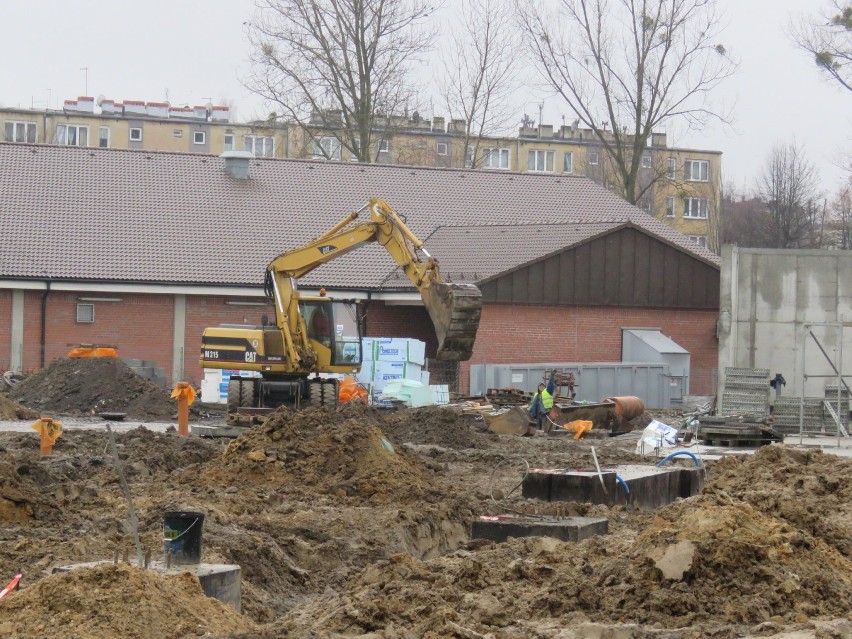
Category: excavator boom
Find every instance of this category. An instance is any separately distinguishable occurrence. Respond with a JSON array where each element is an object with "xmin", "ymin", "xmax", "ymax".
[{"xmin": 266, "ymin": 198, "xmax": 482, "ymax": 361}]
